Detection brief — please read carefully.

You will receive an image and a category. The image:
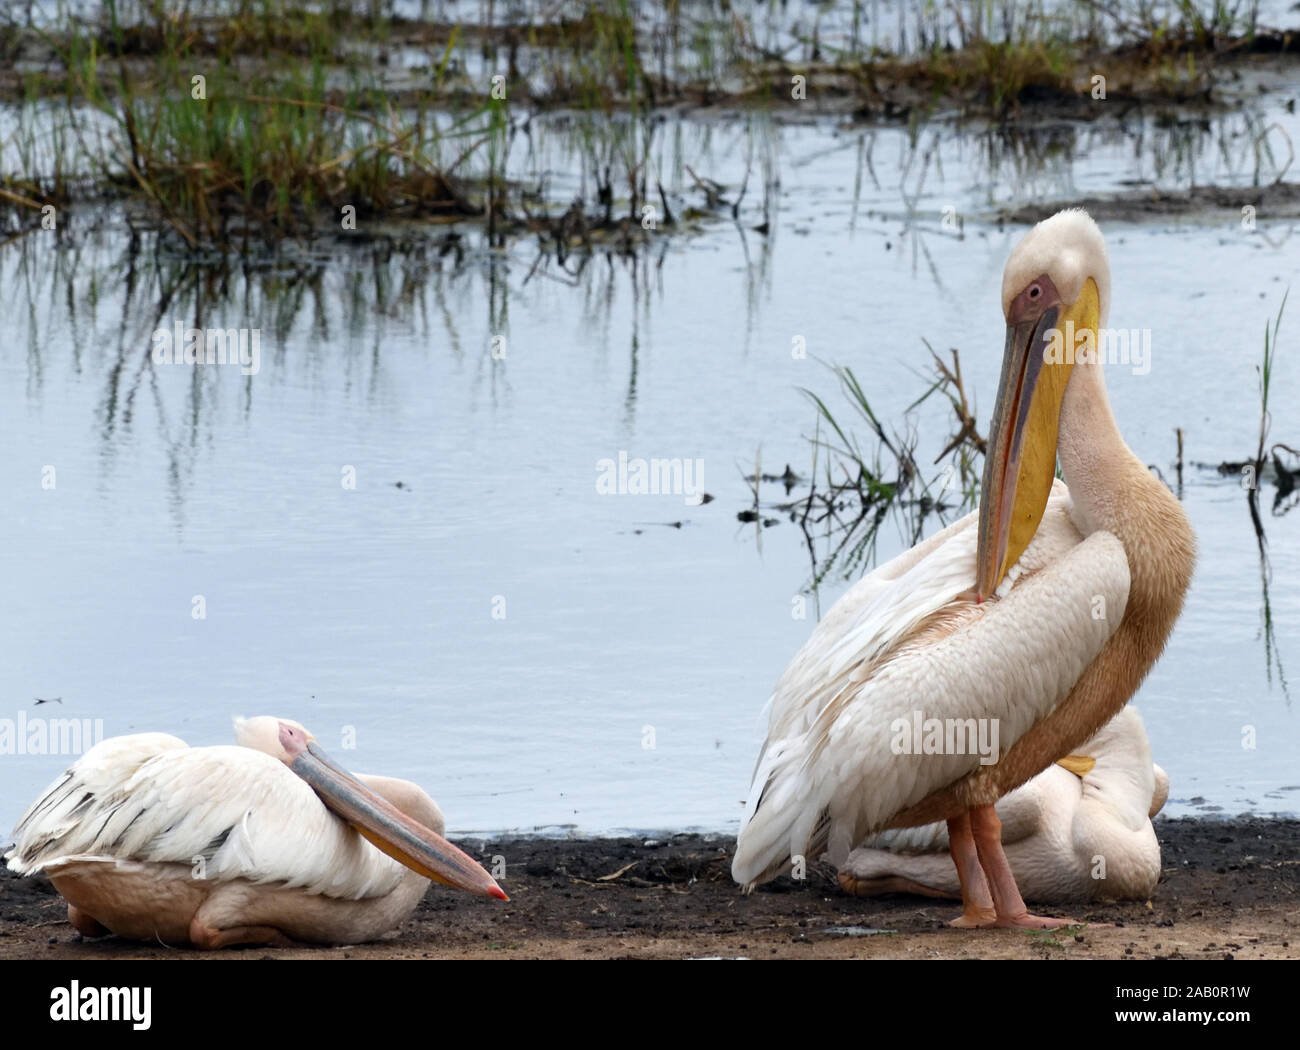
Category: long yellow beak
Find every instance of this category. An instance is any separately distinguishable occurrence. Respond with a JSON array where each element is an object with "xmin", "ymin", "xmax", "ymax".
[
  {"xmin": 975, "ymin": 279, "xmax": 1099, "ymax": 599},
  {"xmin": 290, "ymin": 741, "xmax": 508, "ymax": 900}
]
